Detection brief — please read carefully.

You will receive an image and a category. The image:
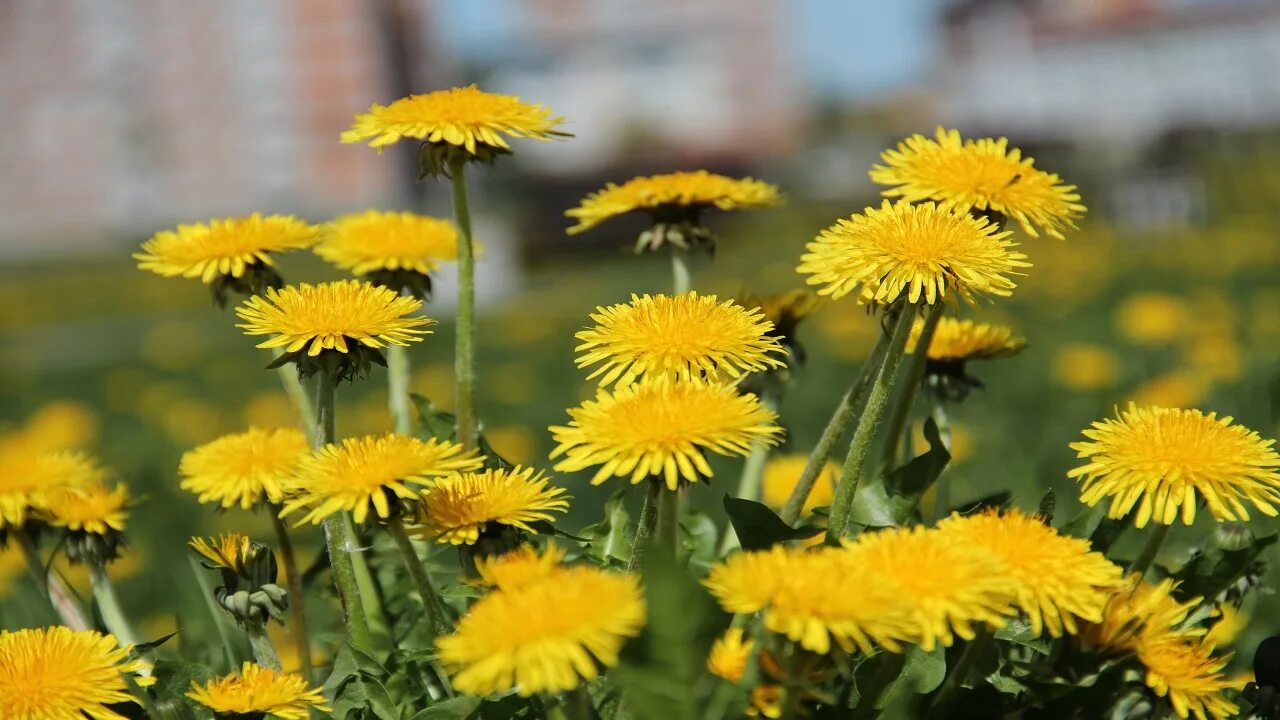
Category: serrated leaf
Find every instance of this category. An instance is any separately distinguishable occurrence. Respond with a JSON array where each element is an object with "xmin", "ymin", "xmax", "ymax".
[{"xmin": 723, "ymin": 495, "xmax": 822, "ymax": 550}]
